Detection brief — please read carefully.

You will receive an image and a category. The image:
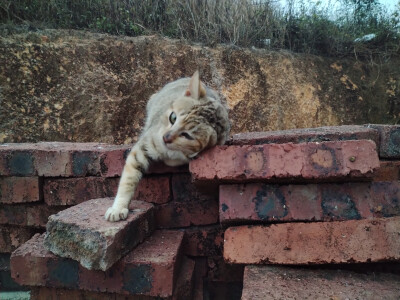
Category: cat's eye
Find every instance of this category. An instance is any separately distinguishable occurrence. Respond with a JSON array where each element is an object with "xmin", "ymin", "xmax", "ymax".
[
  {"xmin": 169, "ymin": 112, "xmax": 177, "ymax": 124},
  {"xmin": 180, "ymin": 132, "xmax": 194, "ymax": 140}
]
